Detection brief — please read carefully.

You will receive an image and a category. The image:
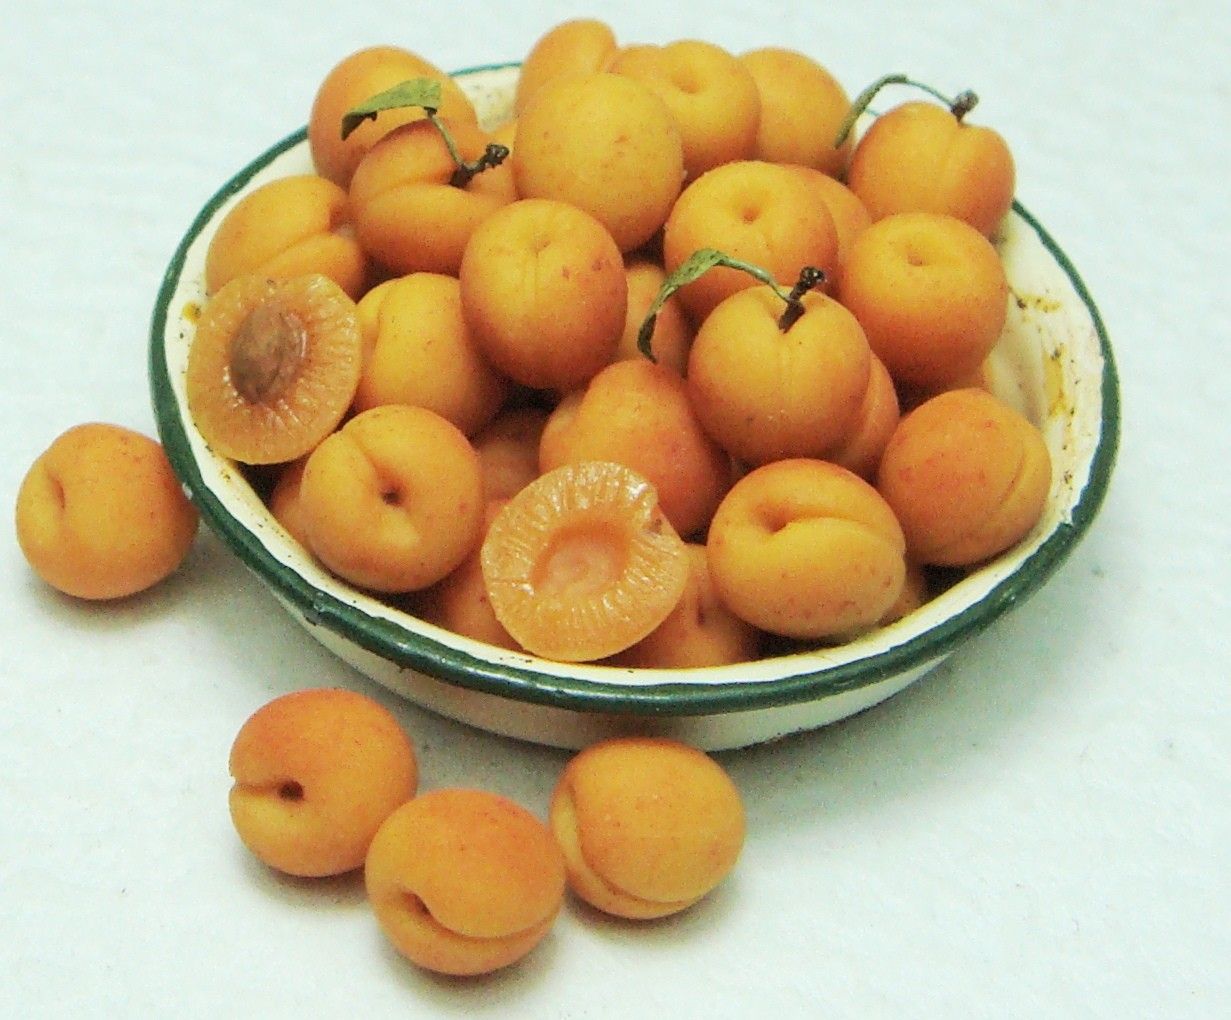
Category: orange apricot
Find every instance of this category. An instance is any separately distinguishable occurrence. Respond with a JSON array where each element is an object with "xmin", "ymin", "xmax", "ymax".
[
  {"xmin": 549, "ymin": 737, "xmax": 745, "ymax": 919},
  {"xmin": 707, "ymin": 458, "xmax": 906, "ymax": 639},
  {"xmin": 846, "ymin": 98, "xmax": 1015, "ymax": 237},
  {"xmin": 876, "ymin": 388, "xmax": 1052, "ymax": 566},
  {"xmin": 662, "ymin": 160, "xmax": 839, "ymax": 322},
  {"xmin": 539, "ymin": 358, "xmax": 730, "ymax": 538},
  {"xmin": 686, "ymin": 287, "xmax": 871, "ymax": 466},
  {"xmin": 228, "ymin": 687, "xmax": 418, "ymax": 878},
  {"xmin": 514, "ymin": 18, "xmax": 620, "ymax": 114},
  {"xmin": 15, "ymin": 423, "xmax": 198, "ymax": 600},
  {"xmin": 352, "ymin": 272, "xmax": 508, "ymax": 435},
  {"xmin": 611, "ymin": 40, "xmax": 761, "ymax": 181},
  {"xmin": 472, "ymin": 406, "xmax": 550, "ymax": 502},
  {"xmin": 267, "ymin": 457, "xmax": 312, "ymax": 549},
  {"xmin": 481, "ymin": 461, "xmax": 690, "ymax": 662},
  {"xmin": 204, "ymin": 174, "xmax": 369, "ymax": 299},
  {"xmin": 825, "ymin": 353, "xmax": 901, "ymax": 479},
  {"xmin": 513, "ymin": 72, "xmax": 685, "ymax": 252},
  {"xmin": 299, "ymin": 404, "xmax": 484, "ymax": 593},
  {"xmin": 610, "ymin": 544, "xmax": 761, "ymax": 668},
  {"xmin": 186, "ymin": 274, "xmax": 363, "ymax": 465},
  {"xmin": 787, "ymin": 166, "xmax": 872, "ymax": 287},
  {"xmin": 348, "ymin": 118, "xmax": 517, "ymax": 277},
  {"xmin": 739, "ymin": 47, "xmax": 852, "ymax": 177},
  {"xmin": 459, "ymin": 199, "xmax": 626, "ymax": 391},
  {"xmin": 837, "ymin": 212, "xmax": 1008, "ymax": 391},
  {"xmin": 308, "ymin": 45, "xmax": 477, "ymax": 188},
  {"xmin": 614, "ymin": 257, "xmax": 693, "ymax": 374},
  {"xmin": 881, "ymin": 560, "xmax": 930, "ymax": 624},
  {"xmin": 365, "ymin": 788, "xmax": 565, "ymax": 976}
]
